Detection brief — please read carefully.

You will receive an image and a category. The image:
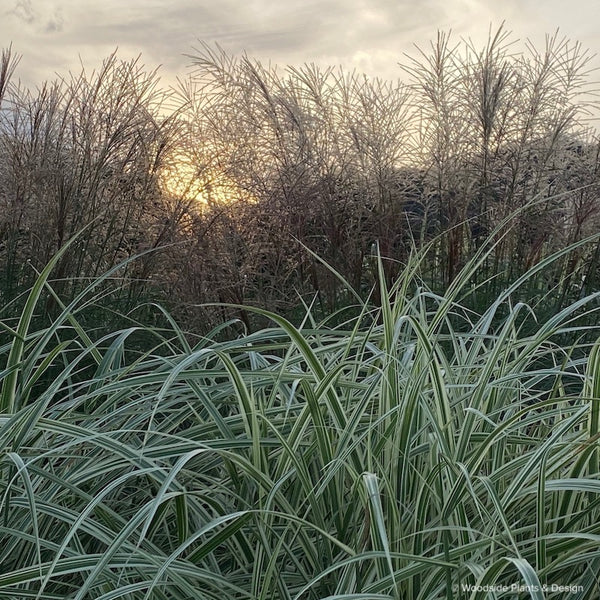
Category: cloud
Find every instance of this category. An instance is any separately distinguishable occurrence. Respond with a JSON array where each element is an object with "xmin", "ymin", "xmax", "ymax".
[
  {"xmin": 45, "ymin": 9, "xmax": 64, "ymax": 33},
  {"xmin": 5, "ymin": 1, "xmax": 64, "ymax": 34},
  {"xmin": 7, "ymin": 0, "xmax": 35, "ymax": 24},
  {"xmin": 1, "ymin": 0, "xmax": 599, "ymax": 90}
]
